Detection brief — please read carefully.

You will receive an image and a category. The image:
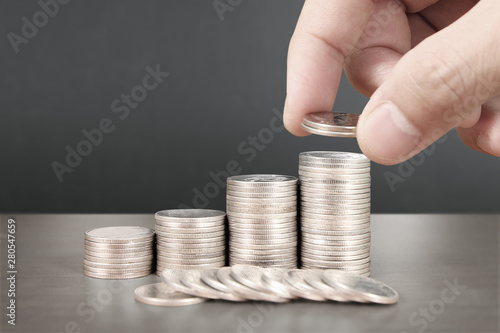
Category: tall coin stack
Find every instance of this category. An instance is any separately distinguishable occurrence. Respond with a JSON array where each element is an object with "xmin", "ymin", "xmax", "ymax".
[
  {"xmin": 155, "ymin": 209, "xmax": 226, "ymax": 275},
  {"xmin": 226, "ymin": 175, "xmax": 298, "ymax": 268},
  {"xmin": 84, "ymin": 226, "xmax": 155, "ymax": 279},
  {"xmin": 298, "ymin": 152, "xmax": 371, "ymax": 276}
]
